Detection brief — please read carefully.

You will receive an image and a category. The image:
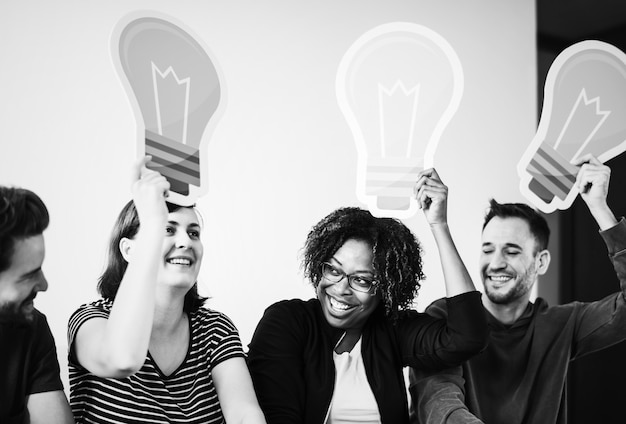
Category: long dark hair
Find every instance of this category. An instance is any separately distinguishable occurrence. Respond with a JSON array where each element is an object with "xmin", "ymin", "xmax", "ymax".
[
  {"xmin": 302, "ymin": 207, "xmax": 425, "ymax": 321},
  {"xmin": 97, "ymin": 200, "xmax": 207, "ymax": 312}
]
